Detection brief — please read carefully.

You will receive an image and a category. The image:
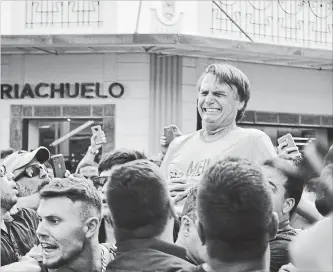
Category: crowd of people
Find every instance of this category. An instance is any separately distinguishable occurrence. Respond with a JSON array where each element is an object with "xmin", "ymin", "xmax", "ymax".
[{"xmin": 1, "ymin": 63, "xmax": 332, "ymax": 272}]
